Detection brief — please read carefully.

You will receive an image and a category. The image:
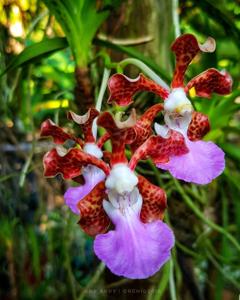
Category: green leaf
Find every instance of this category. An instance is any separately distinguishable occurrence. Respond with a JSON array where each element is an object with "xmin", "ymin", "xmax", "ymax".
[
  {"xmin": 43, "ymin": 0, "xmax": 111, "ymax": 67},
  {"xmin": 221, "ymin": 143, "xmax": 240, "ymax": 162},
  {"xmin": 194, "ymin": 0, "xmax": 240, "ymax": 45},
  {"xmin": 1, "ymin": 37, "xmax": 68, "ymax": 76}
]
